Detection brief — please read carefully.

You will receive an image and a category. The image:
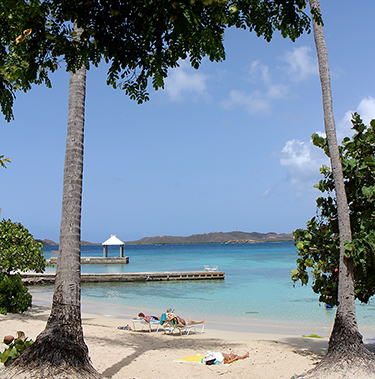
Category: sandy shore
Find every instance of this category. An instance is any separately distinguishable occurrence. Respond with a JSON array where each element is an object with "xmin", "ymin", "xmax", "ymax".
[{"xmin": 0, "ymin": 305, "xmax": 336, "ymax": 379}]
